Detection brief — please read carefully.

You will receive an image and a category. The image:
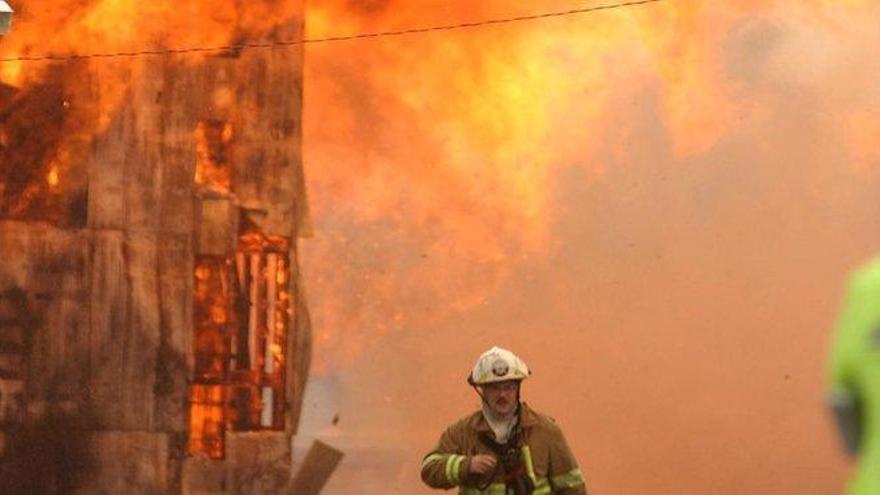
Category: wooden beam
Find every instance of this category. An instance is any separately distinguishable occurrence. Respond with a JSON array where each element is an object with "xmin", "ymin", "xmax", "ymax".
[{"xmin": 287, "ymin": 440, "xmax": 344, "ymax": 495}]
